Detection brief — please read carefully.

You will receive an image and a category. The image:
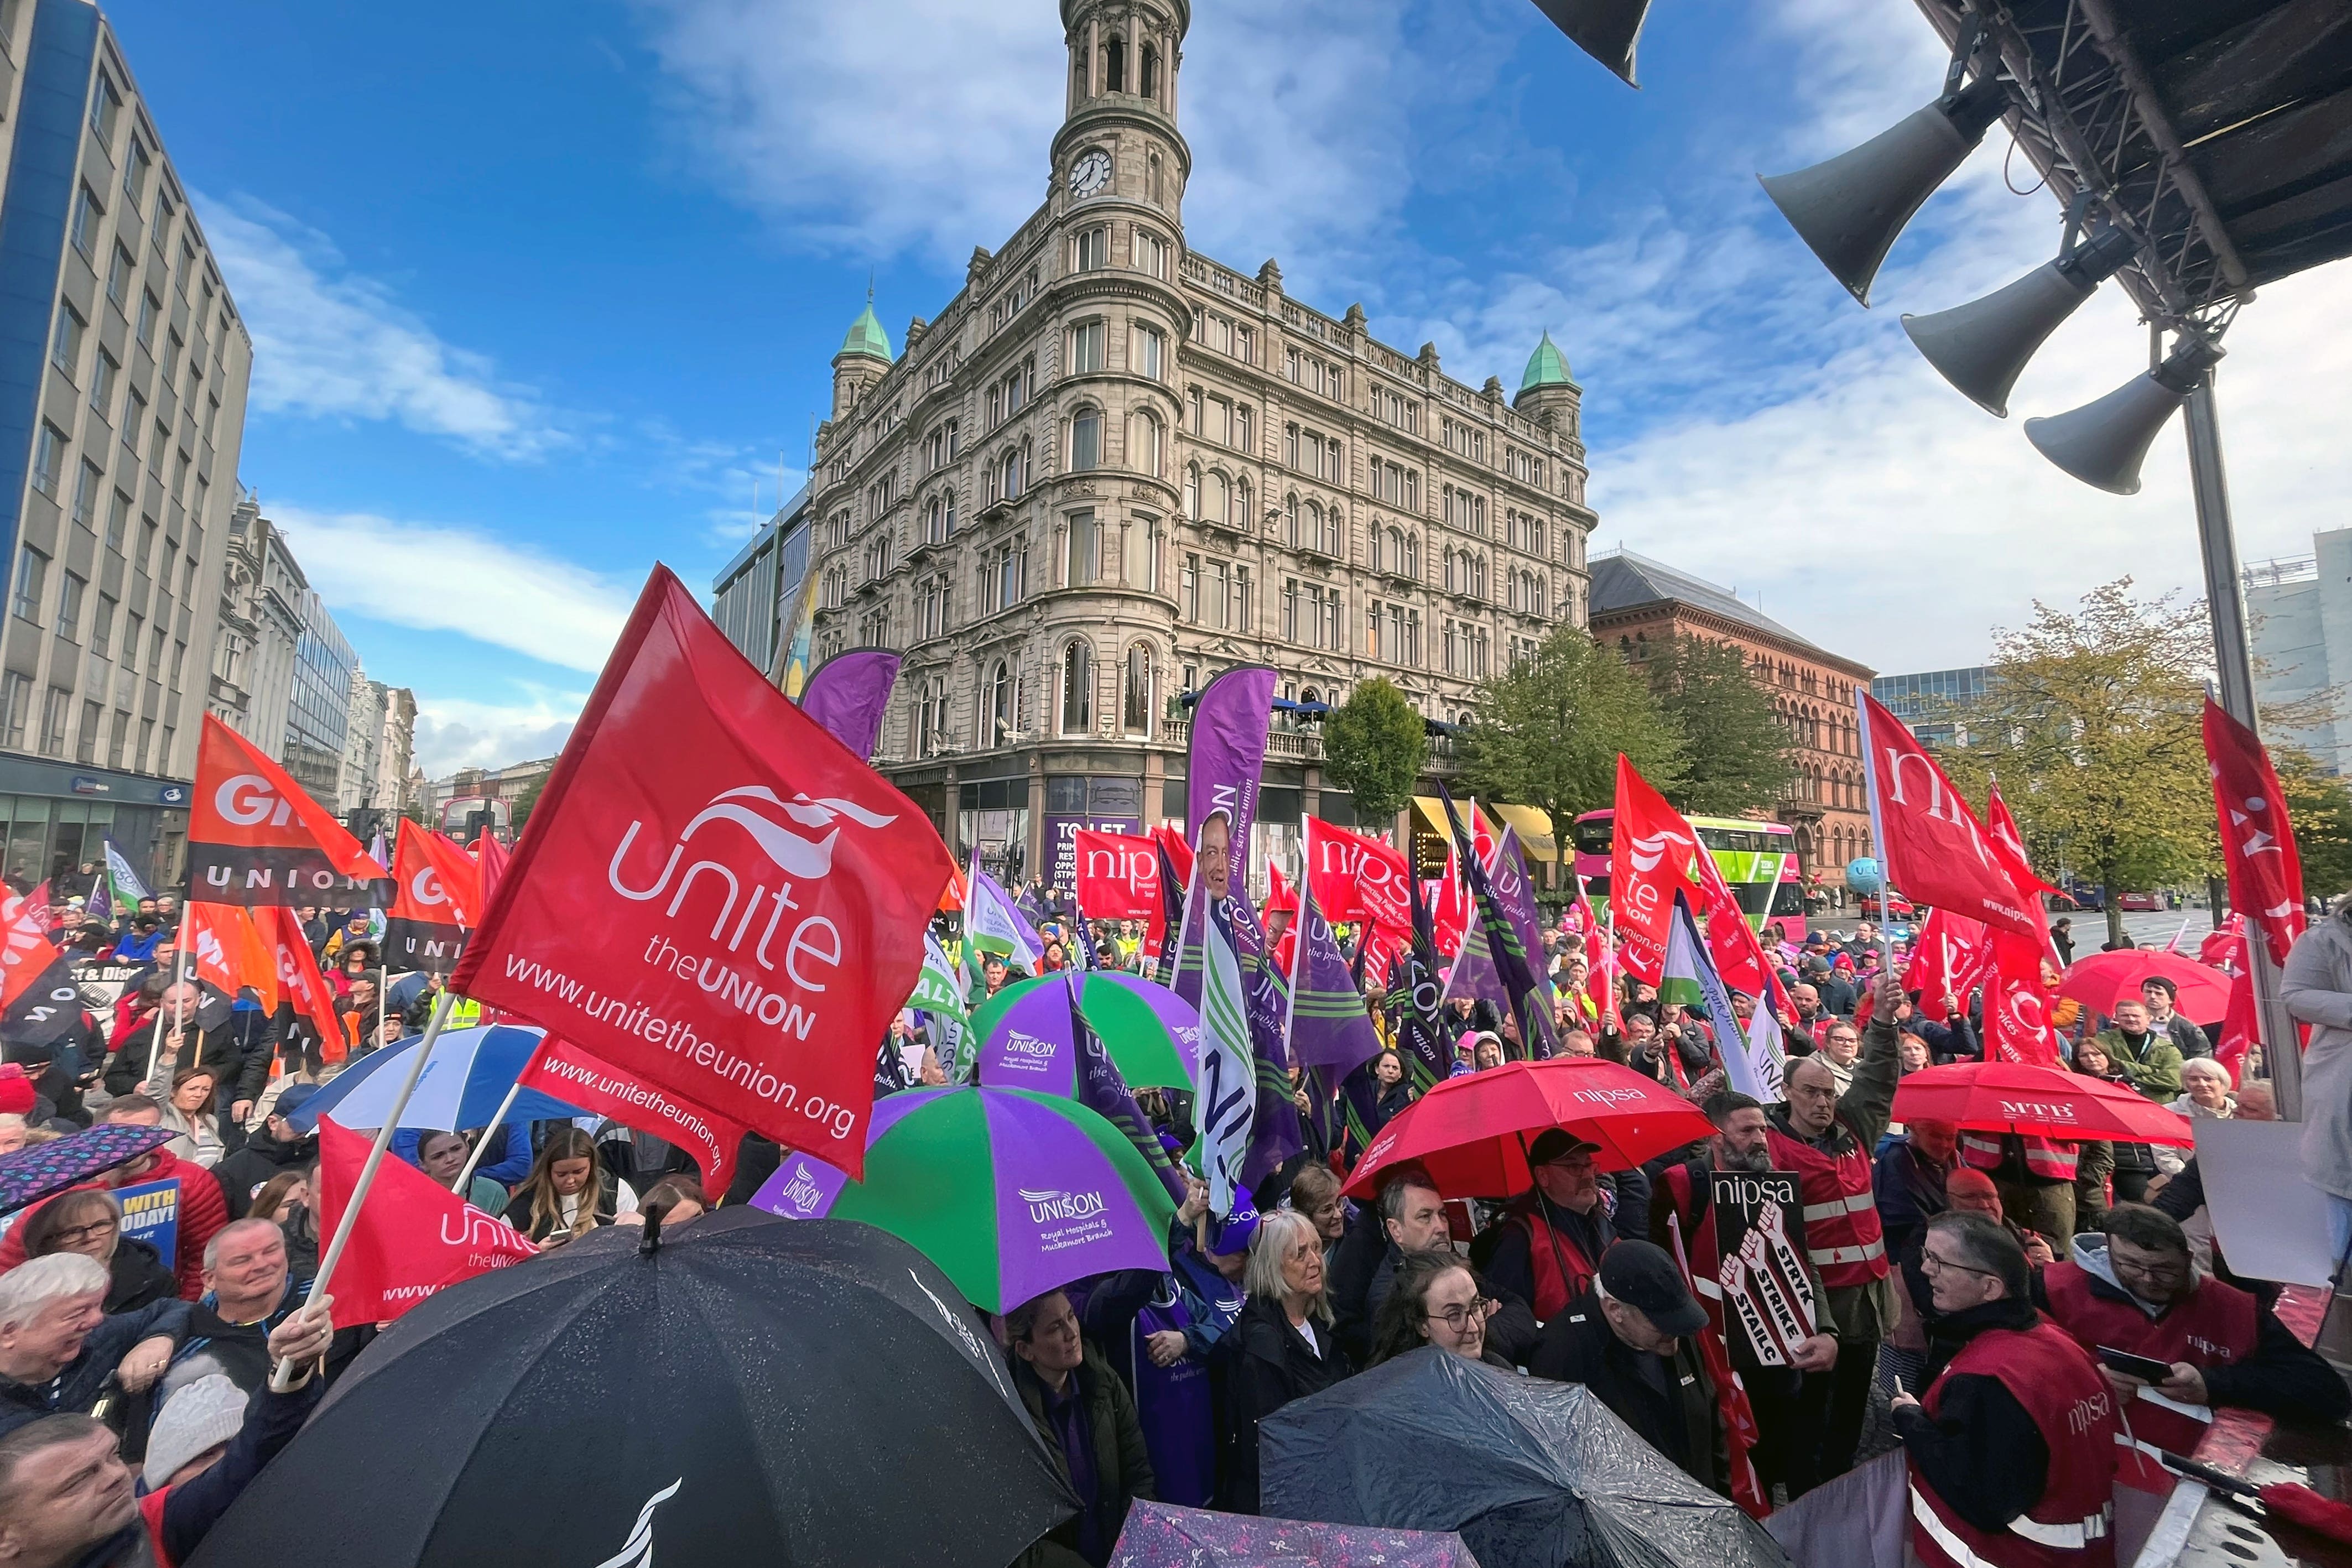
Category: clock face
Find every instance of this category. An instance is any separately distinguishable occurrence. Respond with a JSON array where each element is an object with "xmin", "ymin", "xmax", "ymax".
[{"xmin": 1069, "ymin": 150, "xmax": 1113, "ymax": 199}]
